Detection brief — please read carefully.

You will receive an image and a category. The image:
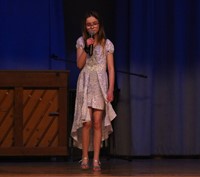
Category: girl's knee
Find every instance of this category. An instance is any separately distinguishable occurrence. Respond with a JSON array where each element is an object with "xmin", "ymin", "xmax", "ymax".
[
  {"xmin": 93, "ymin": 121, "xmax": 101, "ymax": 130},
  {"xmin": 83, "ymin": 122, "xmax": 92, "ymax": 129}
]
